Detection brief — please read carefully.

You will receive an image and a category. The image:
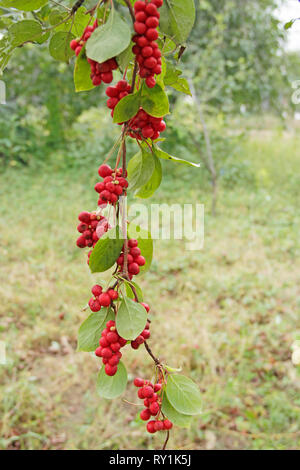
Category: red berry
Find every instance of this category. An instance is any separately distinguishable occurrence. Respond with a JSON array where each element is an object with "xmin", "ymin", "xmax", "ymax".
[
  {"xmin": 101, "ymin": 347, "xmax": 113, "ymax": 359},
  {"xmin": 92, "ymin": 284, "xmax": 103, "ymax": 297},
  {"xmin": 136, "ymin": 255, "xmax": 146, "ymax": 266},
  {"xmin": 98, "ymin": 164, "xmax": 112, "ymax": 178},
  {"xmin": 106, "ymin": 86, "xmax": 119, "ymax": 98},
  {"xmin": 110, "ymin": 342, "xmax": 121, "ymax": 352},
  {"xmin": 143, "ymin": 386, "xmax": 154, "ymax": 398},
  {"xmin": 105, "ymin": 364, "xmax": 118, "ymax": 376},
  {"xmin": 147, "ymin": 420, "xmax": 156, "ymax": 433},
  {"xmin": 70, "ymin": 39, "xmax": 78, "ymax": 51},
  {"xmin": 128, "ymin": 263, "xmax": 140, "ymax": 275},
  {"xmin": 145, "ymin": 3, "xmax": 158, "ymax": 15},
  {"xmin": 95, "ymin": 347, "xmax": 102, "ymax": 357},
  {"xmin": 146, "ymin": 28, "xmax": 158, "ymax": 41},
  {"xmin": 78, "ymin": 211, "xmax": 91, "ymax": 224},
  {"xmin": 135, "ymin": 11, "xmax": 147, "ymax": 22},
  {"xmin": 138, "ymin": 388, "xmax": 145, "ymax": 399},
  {"xmin": 108, "ymin": 355, "xmax": 120, "ymax": 366},
  {"xmin": 151, "ymin": 0, "xmax": 163, "ymax": 6},
  {"xmin": 142, "ymin": 329, "xmax": 151, "ymax": 339},
  {"xmin": 141, "ymin": 46, "xmax": 153, "ymax": 58},
  {"xmin": 154, "ymin": 383, "xmax": 162, "ymax": 392},
  {"xmin": 134, "ymin": 22, "xmax": 147, "ymax": 35},
  {"xmin": 163, "ymin": 419, "xmax": 173, "ymax": 430},
  {"xmin": 149, "ymin": 401, "xmax": 160, "ymax": 415},
  {"xmin": 128, "ymin": 239, "xmax": 138, "ymax": 248},
  {"xmin": 146, "ymin": 16, "xmax": 159, "ymax": 28},
  {"xmin": 101, "ymin": 72, "xmax": 113, "ymax": 83},
  {"xmin": 154, "ymin": 421, "xmax": 164, "ymax": 431},
  {"xmin": 89, "ymin": 298, "xmax": 101, "ymax": 312},
  {"xmin": 106, "ymin": 331, "xmax": 118, "ymax": 344},
  {"xmin": 98, "ymin": 293, "xmax": 111, "ymax": 307},
  {"xmin": 134, "ymin": 377, "xmax": 145, "ymax": 387},
  {"xmin": 130, "ymin": 247, "xmax": 141, "ymax": 257},
  {"xmin": 108, "ymin": 289, "xmax": 118, "ymax": 300},
  {"xmin": 140, "ymin": 408, "xmax": 151, "ymax": 421},
  {"xmin": 99, "ymin": 337, "xmax": 109, "ymax": 348},
  {"xmin": 134, "ymin": 0, "xmax": 146, "ymax": 11}
]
